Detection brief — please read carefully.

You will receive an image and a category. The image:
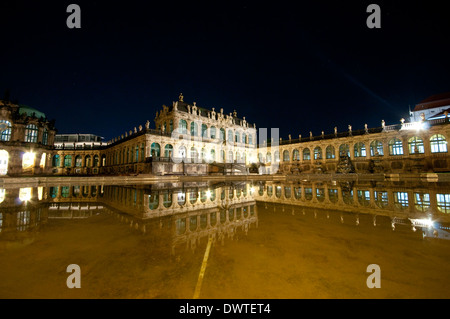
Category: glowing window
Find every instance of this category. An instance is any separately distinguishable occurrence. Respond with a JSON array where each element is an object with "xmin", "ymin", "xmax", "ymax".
[
  {"xmin": 354, "ymin": 142, "xmax": 366, "ymax": 157},
  {"xmin": 22, "ymin": 152, "xmax": 35, "ymax": 170},
  {"xmin": 326, "ymin": 146, "xmax": 335, "ymax": 159},
  {"xmin": 436, "ymin": 194, "xmax": 450, "ymax": 213},
  {"xmin": 357, "ymin": 190, "xmax": 370, "ymax": 206},
  {"xmin": 40, "ymin": 153, "xmax": 46, "ymax": 168},
  {"xmin": 430, "ymin": 134, "xmax": 448, "ymax": 153},
  {"xmin": 370, "ymin": 140, "xmax": 384, "ymax": 156},
  {"xmin": 24, "ymin": 124, "xmax": 38, "ymax": 143},
  {"xmin": 303, "ymin": 148, "xmax": 311, "ymax": 161},
  {"xmin": 414, "ymin": 192, "xmax": 430, "ymax": 212},
  {"xmin": 394, "ymin": 191, "xmax": 409, "ymax": 209},
  {"xmin": 0, "ymin": 150, "xmax": 8, "ymax": 175},
  {"xmin": 0, "ymin": 120, "xmax": 12, "ymax": 141},
  {"xmin": 314, "ymin": 147, "xmax": 322, "ymax": 160},
  {"xmin": 0, "ymin": 188, "xmax": 5, "ymax": 204},
  {"xmin": 408, "ymin": 136, "xmax": 425, "ymax": 154},
  {"xmin": 389, "ymin": 138, "xmax": 404, "ymax": 155},
  {"xmin": 19, "ymin": 187, "xmax": 32, "ymax": 202}
]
